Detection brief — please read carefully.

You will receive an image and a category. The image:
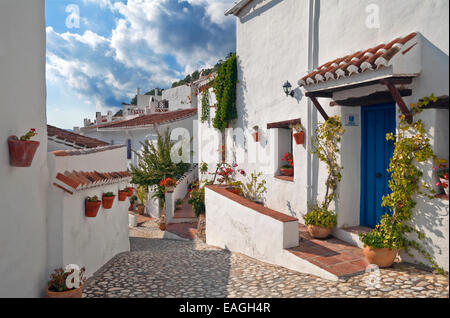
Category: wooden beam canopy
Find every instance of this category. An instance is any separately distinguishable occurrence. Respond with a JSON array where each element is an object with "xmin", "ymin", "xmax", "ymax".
[
  {"xmin": 380, "ymin": 79, "xmax": 413, "ymax": 123},
  {"xmin": 267, "ymin": 118, "xmax": 301, "ymax": 129}
]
